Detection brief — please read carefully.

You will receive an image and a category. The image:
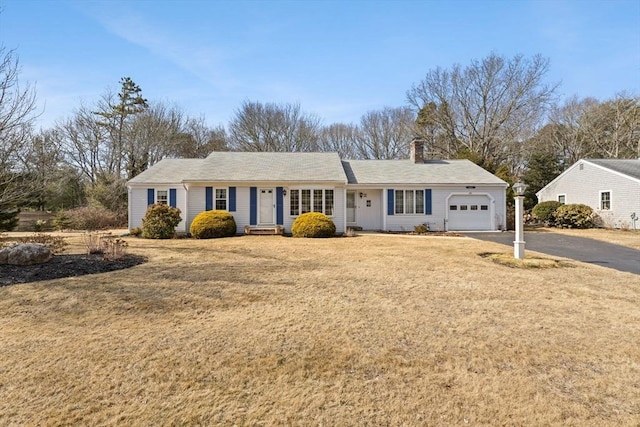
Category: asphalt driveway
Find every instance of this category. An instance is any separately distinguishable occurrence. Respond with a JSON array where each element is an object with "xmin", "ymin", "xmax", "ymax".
[{"xmin": 464, "ymin": 231, "xmax": 640, "ymax": 275}]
